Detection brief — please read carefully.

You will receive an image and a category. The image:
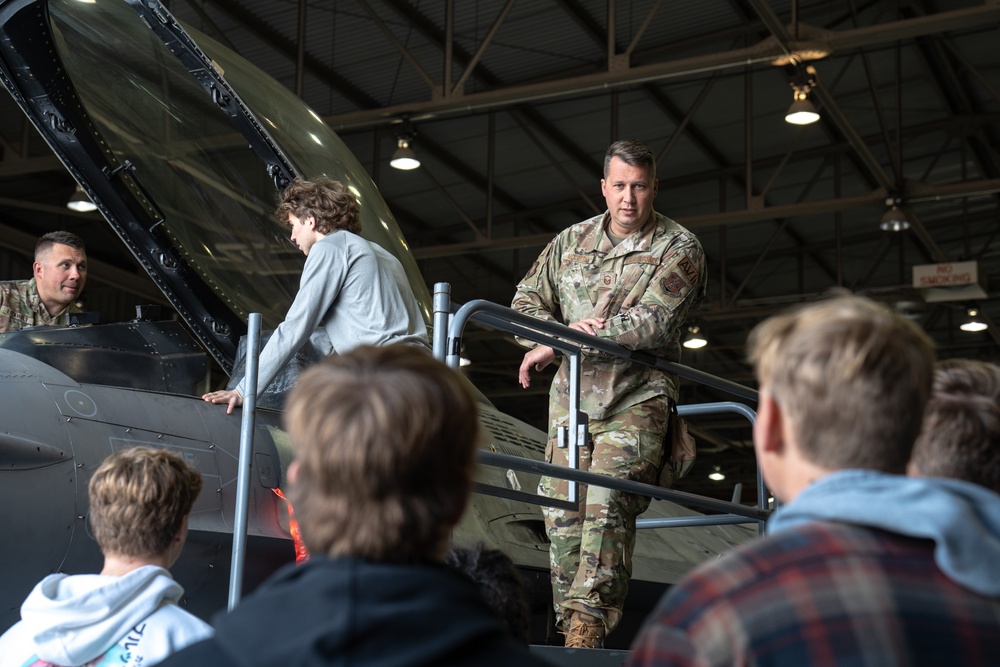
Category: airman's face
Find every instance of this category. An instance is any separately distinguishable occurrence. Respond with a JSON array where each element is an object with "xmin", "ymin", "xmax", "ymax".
[
  {"xmin": 600, "ymin": 157, "xmax": 658, "ymax": 237},
  {"xmin": 33, "ymin": 243, "xmax": 87, "ymax": 315}
]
